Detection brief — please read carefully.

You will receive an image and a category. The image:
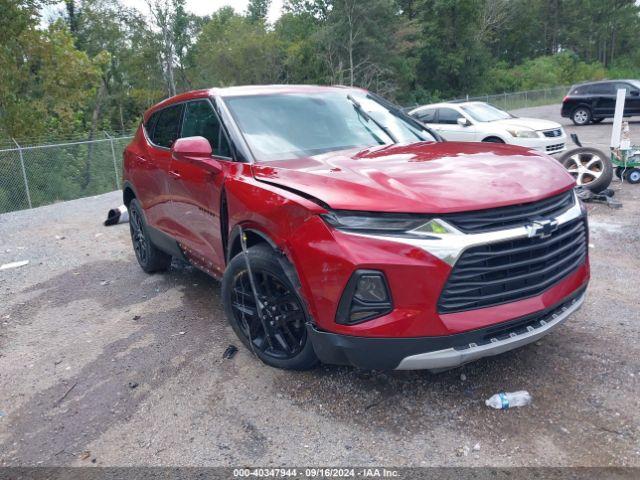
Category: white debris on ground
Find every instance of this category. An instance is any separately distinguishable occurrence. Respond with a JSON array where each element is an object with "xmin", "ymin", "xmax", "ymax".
[{"xmin": 0, "ymin": 260, "xmax": 29, "ymax": 271}]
